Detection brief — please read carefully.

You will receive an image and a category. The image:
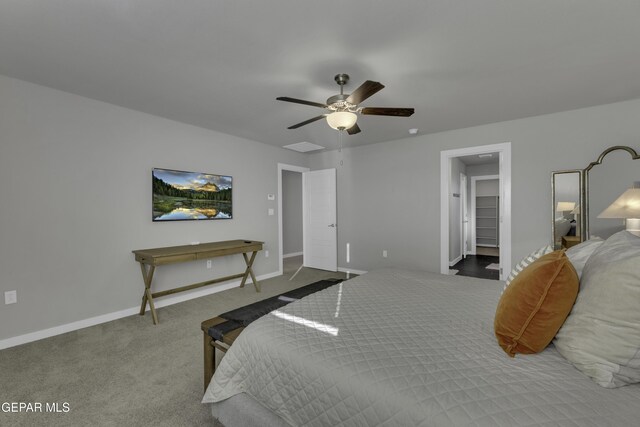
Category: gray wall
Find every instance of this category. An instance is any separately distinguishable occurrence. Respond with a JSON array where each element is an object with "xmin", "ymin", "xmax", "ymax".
[
  {"xmin": 309, "ymin": 98, "xmax": 640, "ymax": 273},
  {"xmin": 466, "ymin": 163, "xmax": 499, "ymax": 179},
  {"xmin": 476, "ymin": 179, "xmax": 499, "ymax": 197},
  {"xmin": 0, "ymin": 75, "xmax": 308, "ymax": 341},
  {"xmin": 282, "ymin": 170, "xmax": 303, "ymax": 255}
]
